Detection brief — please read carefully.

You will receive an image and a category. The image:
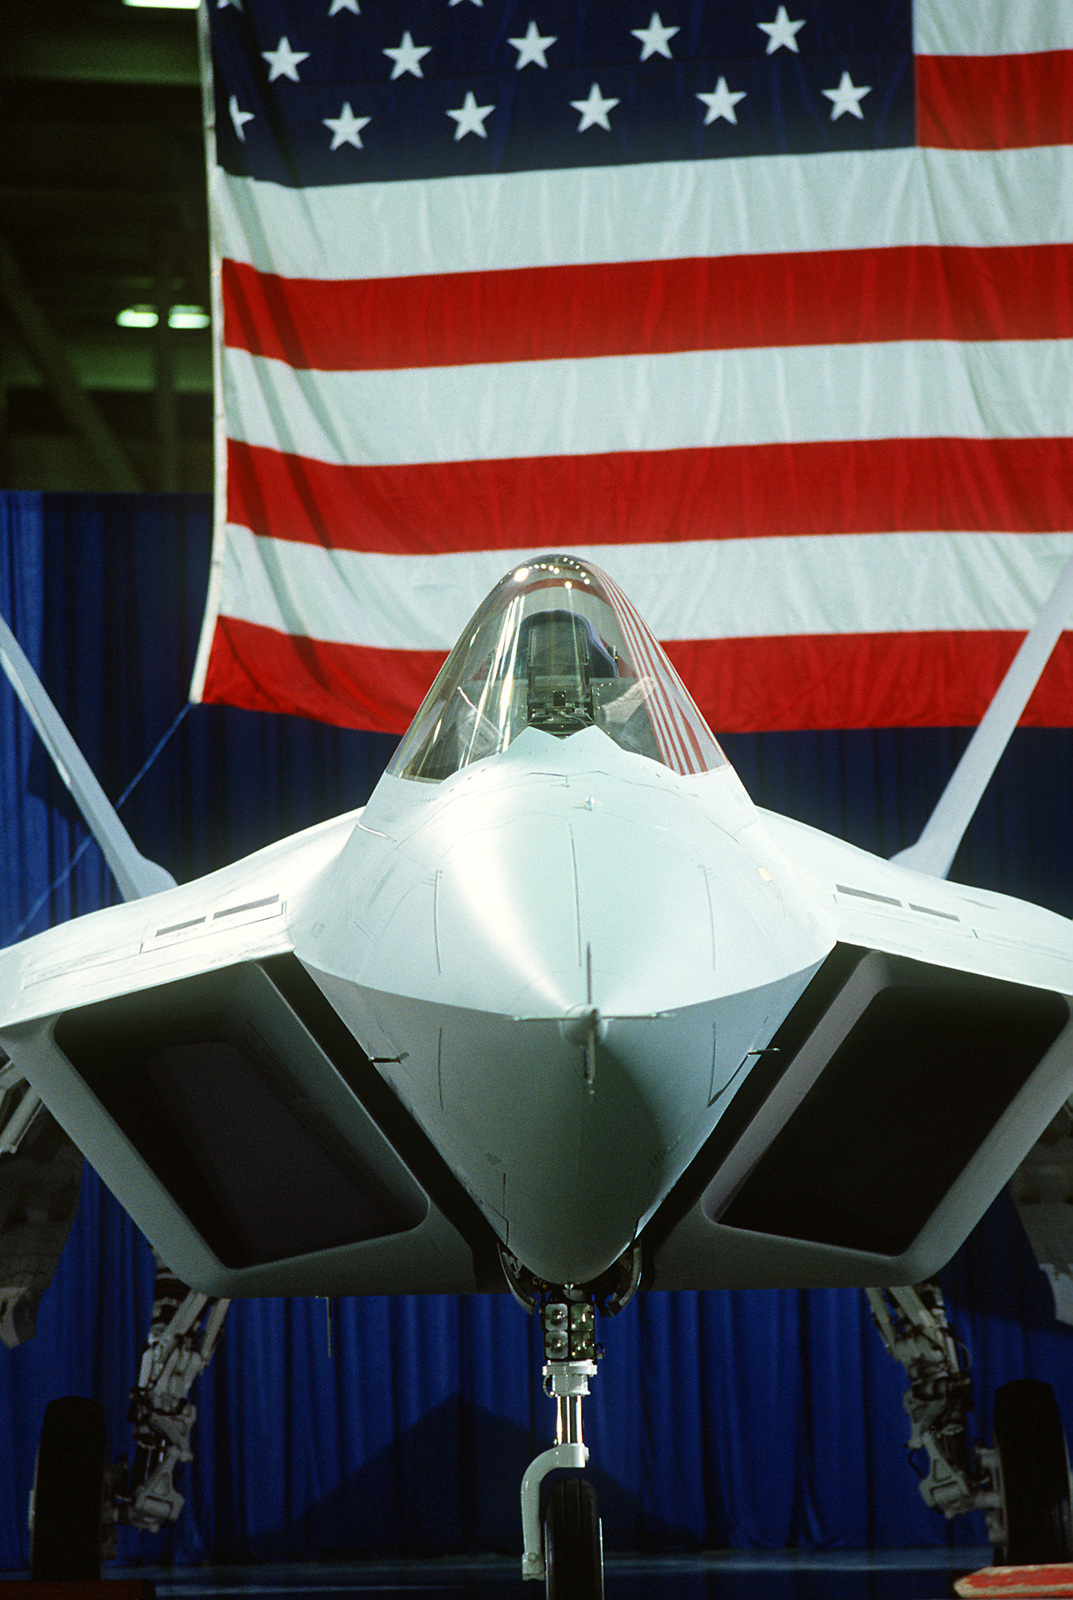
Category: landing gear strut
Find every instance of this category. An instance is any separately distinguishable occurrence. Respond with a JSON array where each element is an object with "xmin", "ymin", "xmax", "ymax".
[
  {"xmin": 867, "ymin": 1281, "xmax": 1073, "ymax": 1564},
  {"xmin": 120, "ymin": 1259, "xmax": 230, "ymax": 1534}
]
